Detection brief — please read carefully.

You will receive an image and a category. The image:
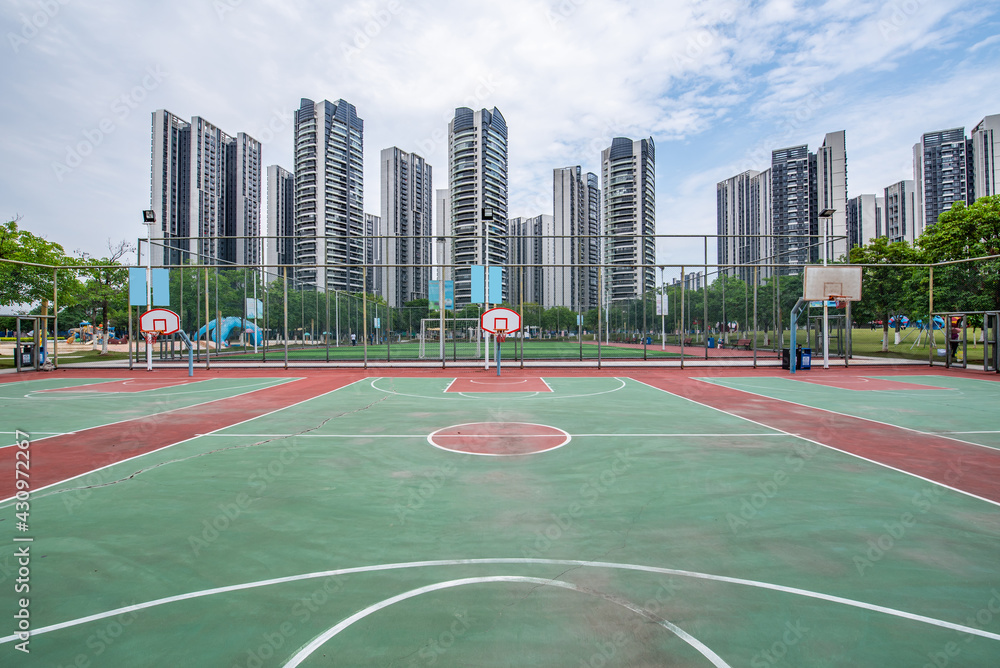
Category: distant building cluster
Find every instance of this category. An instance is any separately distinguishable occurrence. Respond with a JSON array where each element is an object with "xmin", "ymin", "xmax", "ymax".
[
  {"xmin": 717, "ymin": 114, "xmax": 1000, "ymax": 277},
  {"xmin": 150, "ymin": 99, "xmax": 998, "ymax": 309},
  {"xmin": 150, "ymin": 100, "xmax": 656, "ymax": 309}
]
